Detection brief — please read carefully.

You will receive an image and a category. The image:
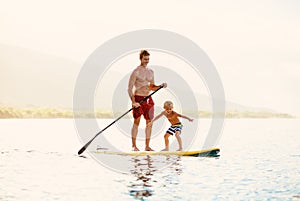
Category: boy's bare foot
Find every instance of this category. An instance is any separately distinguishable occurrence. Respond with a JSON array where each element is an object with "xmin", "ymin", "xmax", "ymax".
[
  {"xmin": 132, "ymin": 147, "xmax": 140, "ymax": 151},
  {"xmin": 145, "ymin": 147, "xmax": 154, "ymax": 151},
  {"xmin": 161, "ymin": 148, "xmax": 169, "ymax": 151},
  {"xmin": 176, "ymin": 148, "xmax": 182, "ymax": 151}
]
